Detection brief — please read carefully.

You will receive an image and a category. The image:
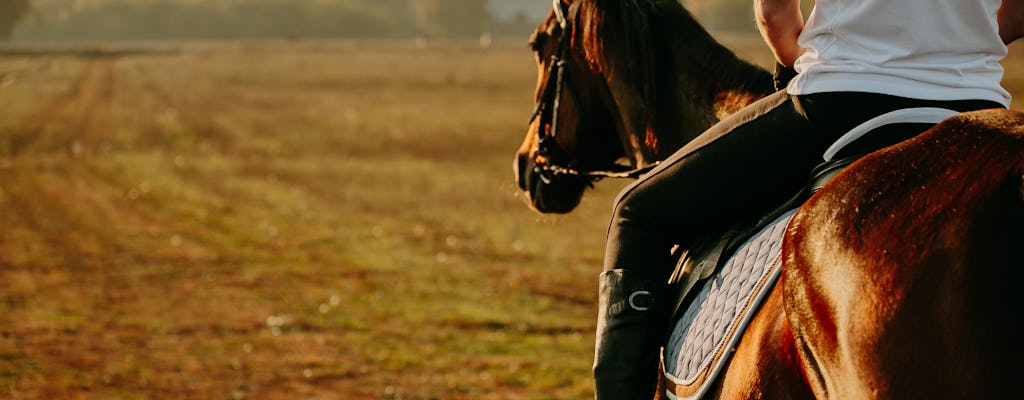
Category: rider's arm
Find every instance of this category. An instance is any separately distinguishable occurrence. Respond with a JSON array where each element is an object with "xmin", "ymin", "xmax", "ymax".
[
  {"xmin": 755, "ymin": 0, "xmax": 805, "ymax": 67},
  {"xmin": 1000, "ymin": 0, "xmax": 1024, "ymax": 44}
]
